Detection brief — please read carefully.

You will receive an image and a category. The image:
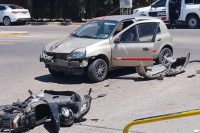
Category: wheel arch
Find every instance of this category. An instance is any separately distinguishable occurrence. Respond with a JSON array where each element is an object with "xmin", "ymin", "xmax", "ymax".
[
  {"xmin": 186, "ymin": 13, "xmax": 200, "ymax": 21},
  {"xmin": 161, "ymin": 45, "xmax": 173, "ymax": 55},
  {"xmin": 88, "ymin": 54, "xmax": 109, "ymax": 68}
]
